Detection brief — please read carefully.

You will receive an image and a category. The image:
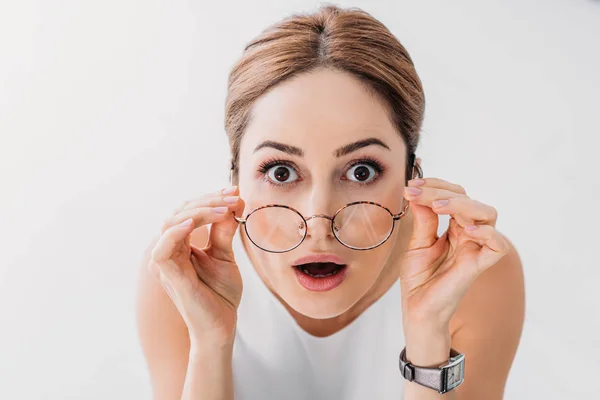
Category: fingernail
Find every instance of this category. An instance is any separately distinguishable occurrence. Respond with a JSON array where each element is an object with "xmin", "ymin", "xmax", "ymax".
[
  {"xmin": 409, "ymin": 179, "xmax": 425, "ymax": 187},
  {"xmin": 432, "ymin": 199, "xmax": 449, "ymax": 208},
  {"xmin": 465, "ymin": 224, "xmax": 478, "ymax": 231},
  {"xmin": 405, "ymin": 187, "xmax": 422, "ymax": 195},
  {"xmin": 222, "ymin": 186, "xmax": 237, "ymax": 195},
  {"xmin": 223, "ymin": 196, "xmax": 239, "ymax": 204},
  {"xmin": 212, "ymin": 206, "xmax": 228, "ymax": 214},
  {"xmin": 180, "ymin": 218, "xmax": 194, "ymax": 226}
]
